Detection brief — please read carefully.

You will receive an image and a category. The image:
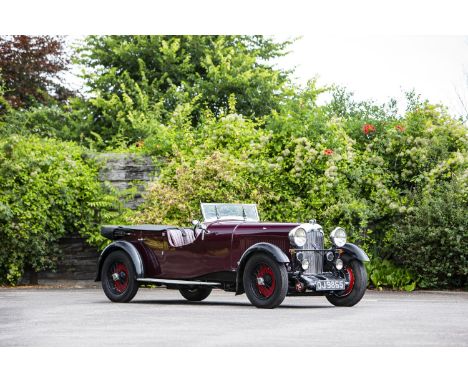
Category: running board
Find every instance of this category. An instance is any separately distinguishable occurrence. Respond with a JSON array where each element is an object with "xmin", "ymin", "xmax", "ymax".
[{"xmin": 137, "ymin": 278, "xmax": 221, "ymax": 287}]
